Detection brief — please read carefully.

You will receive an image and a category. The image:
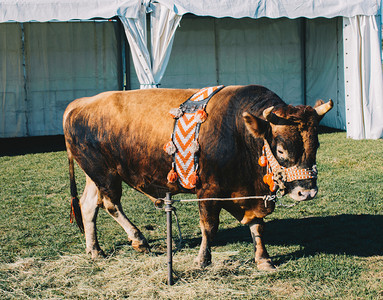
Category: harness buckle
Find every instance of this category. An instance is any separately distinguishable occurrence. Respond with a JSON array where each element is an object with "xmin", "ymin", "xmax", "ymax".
[{"xmin": 264, "ymin": 194, "xmax": 278, "ymax": 208}]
